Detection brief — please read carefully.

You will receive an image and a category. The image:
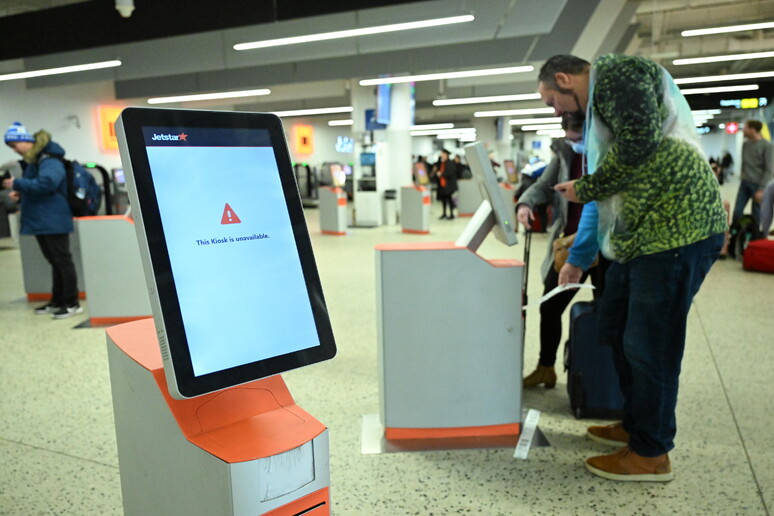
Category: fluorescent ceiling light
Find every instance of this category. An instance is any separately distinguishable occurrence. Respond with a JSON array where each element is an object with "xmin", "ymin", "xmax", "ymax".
[
  {"xmin": 521, "ymin": 124, "xmax": 563, "ymax": 131},
  {"xmin": 475, "ymin": 107, "xmax": 554, "ymax": 117},
  {"xmin": 0, "ymin": 59, "xmax": 121, "ymax": 82},
  {"xmin": 359, "ymin": 65, "xmax": 534, "ymax": 86},
  {"xmin": 681, "ymin": 84, "xmax": 760, "ymax": 95},
  {"xmin": 328, "ymin": 119, "xmax": 354, "ymax": 126},
  {"xmin": 234, "ymin": 15, "xmax": 474, "ymax": 50},
  {"xmin": 674, "ymin": 71, "xmax": 774, "ymax": 85},
  {"xmin": 691, "ymin": 110, "xmax": 721, "ymax": 115},
  {"xmin": 148, "ymin": 88, "xmax": 271, "ymax": 104},
  {"xmin": 509, "ymin": 117, "xmax": 562, "ymax": 125},
  {"xmin": 272, "ymin": 106, "xmax": 354, "ymax": 117},
  {"xmin": 411, "ymin": 123, "xmax": 454, "ymax": 130},
  {"xmin": 536, "ymin": 130, "xmax": 566, "ymax": 137},
  {"xmin": 674, "ymin": 51, "xmax": 774, "ymax": 66},
  {"xmin": 410, "ymin": 127, "xmax": 475, "ymax": 137},
  {"xmin": 432, "ymin": 93, "xmax": 541, "ymax": 106},
  {"xmin": 682, "ymin": 21, "xmax": 774, "ymax": 37}
]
